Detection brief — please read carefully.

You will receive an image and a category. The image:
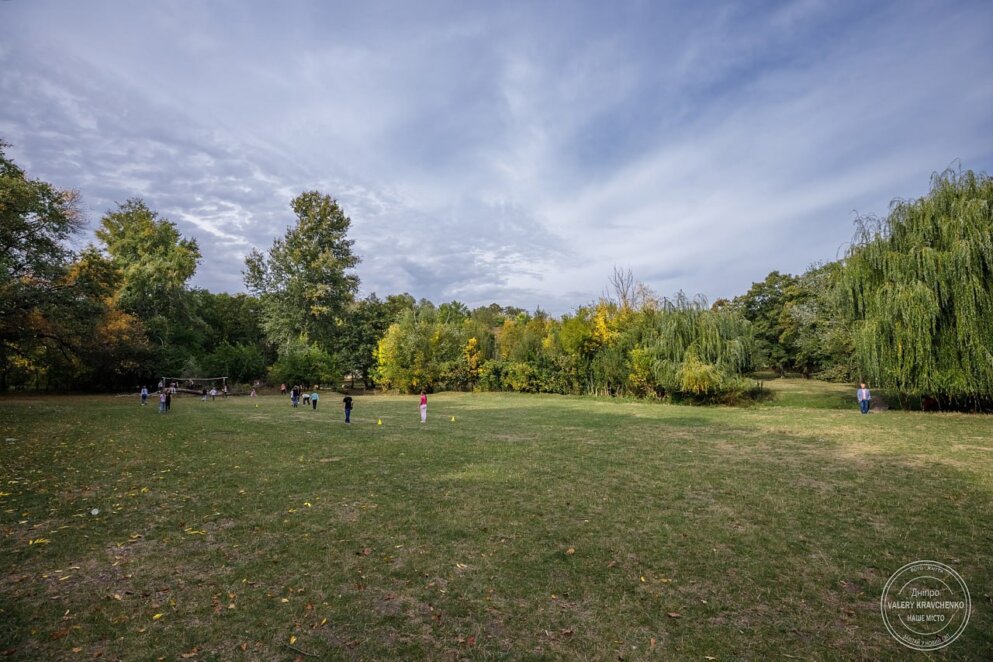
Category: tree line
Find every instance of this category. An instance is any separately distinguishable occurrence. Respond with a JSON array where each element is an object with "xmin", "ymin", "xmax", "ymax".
[{"xmin": 2, "ymin": 141, "xmax": 991, "ymax": 408}]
